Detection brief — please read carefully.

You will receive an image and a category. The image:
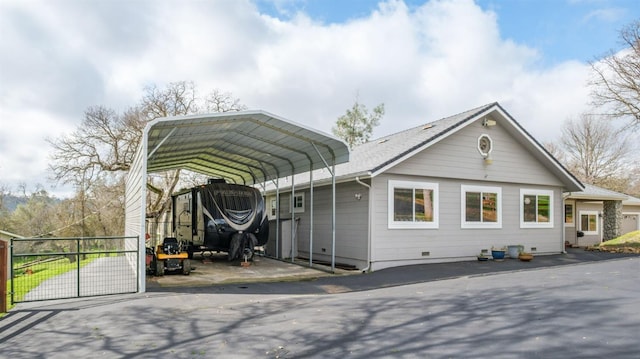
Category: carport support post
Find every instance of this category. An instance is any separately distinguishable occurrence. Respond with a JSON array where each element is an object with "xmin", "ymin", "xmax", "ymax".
[
  {"xmin": 331, "ymin": 162, "xmax": 336, "ymax": 272},
  {"xmin": 275, "ymin": 179, "xmax": 280, "ymax": 259}
]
